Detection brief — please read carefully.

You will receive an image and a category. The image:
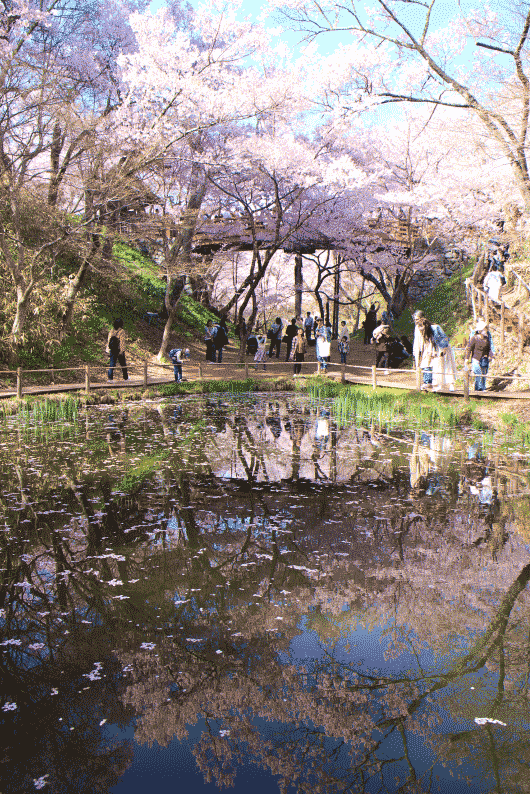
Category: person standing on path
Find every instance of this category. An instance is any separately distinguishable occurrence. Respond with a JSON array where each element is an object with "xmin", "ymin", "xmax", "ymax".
[
  {"xmin": 107, "ymin": 318, "xmax": 128, "ymax": 381},
  {"xmin": 465, "ymin": 322, "xmax": 492, "ymax": 391},
  {"xmin": 363, "ymin": 303, "xmax": 379, "ymax": 344},
  {"xmin": 315, "ymin": 319, "xmax": 331, "ymax": 373},
  {"xmin": 304, "ymin": 312, "xmax": 314, "ymax": 344},
  {"xmin": 285, "ymin": 318, "xmax": 298, "ymax": 361},
  {"xmin": 168, "ymin": 347, "xmax": 190, "ymax": 382},
  {"xmin": 268, "ymin": 317, "xmax": 283, "ymax": 359},
  {"xmin": 415, "ymin": 318, "xmax": 438, "ymax": 390},
  {"xmin": 213, "ymin": 317, "xmax": 229, "ymax": 362},
  {"xmin": 254, "ymin": 330, "xmax": 268, "ymax": 370},
  {"xmin": 293, "ymin": 328, "xmax": 306, "ymax": 375},
  {"xmin": 338, "ymin": 320, "xmax": 350, "ymax": 364},
  {"xmin": 205, "ymin": 320, "xmax": 215, "ymax": 361}
]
